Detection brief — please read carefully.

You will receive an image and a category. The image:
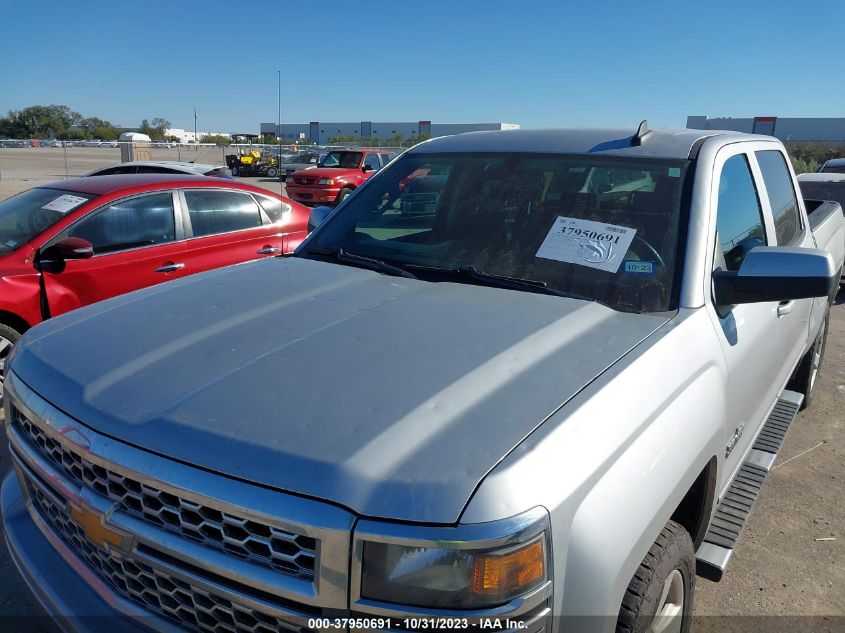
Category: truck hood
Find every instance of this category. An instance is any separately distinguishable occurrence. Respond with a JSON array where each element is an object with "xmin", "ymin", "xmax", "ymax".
[
  {"xmin": 10, "ymin": 257, "xmax": 669, "ymax": 523},
  {"xmin": 290, "ymin": 167, "xmax": 360, "ymax": 180}
]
